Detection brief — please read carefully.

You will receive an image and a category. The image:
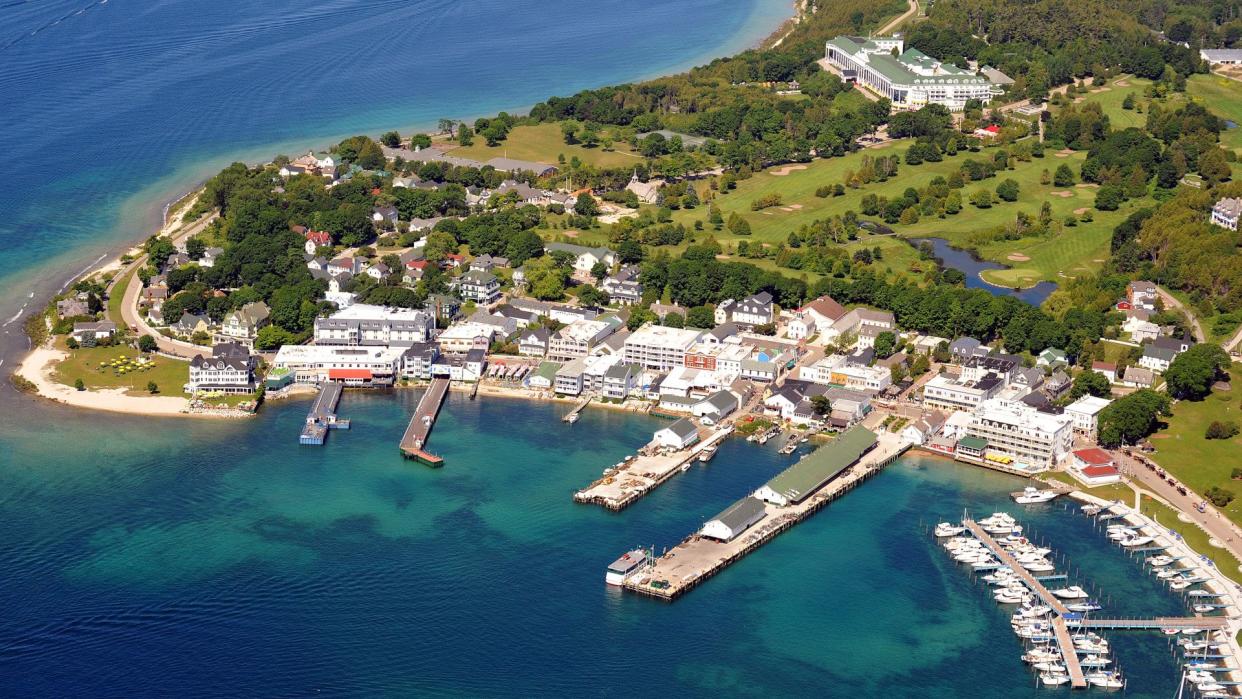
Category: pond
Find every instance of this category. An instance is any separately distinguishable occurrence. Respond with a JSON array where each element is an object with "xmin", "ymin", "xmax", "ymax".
[{"xmin": 910, "ymin": 237, "xmax": 1059, "ymax": 306}]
